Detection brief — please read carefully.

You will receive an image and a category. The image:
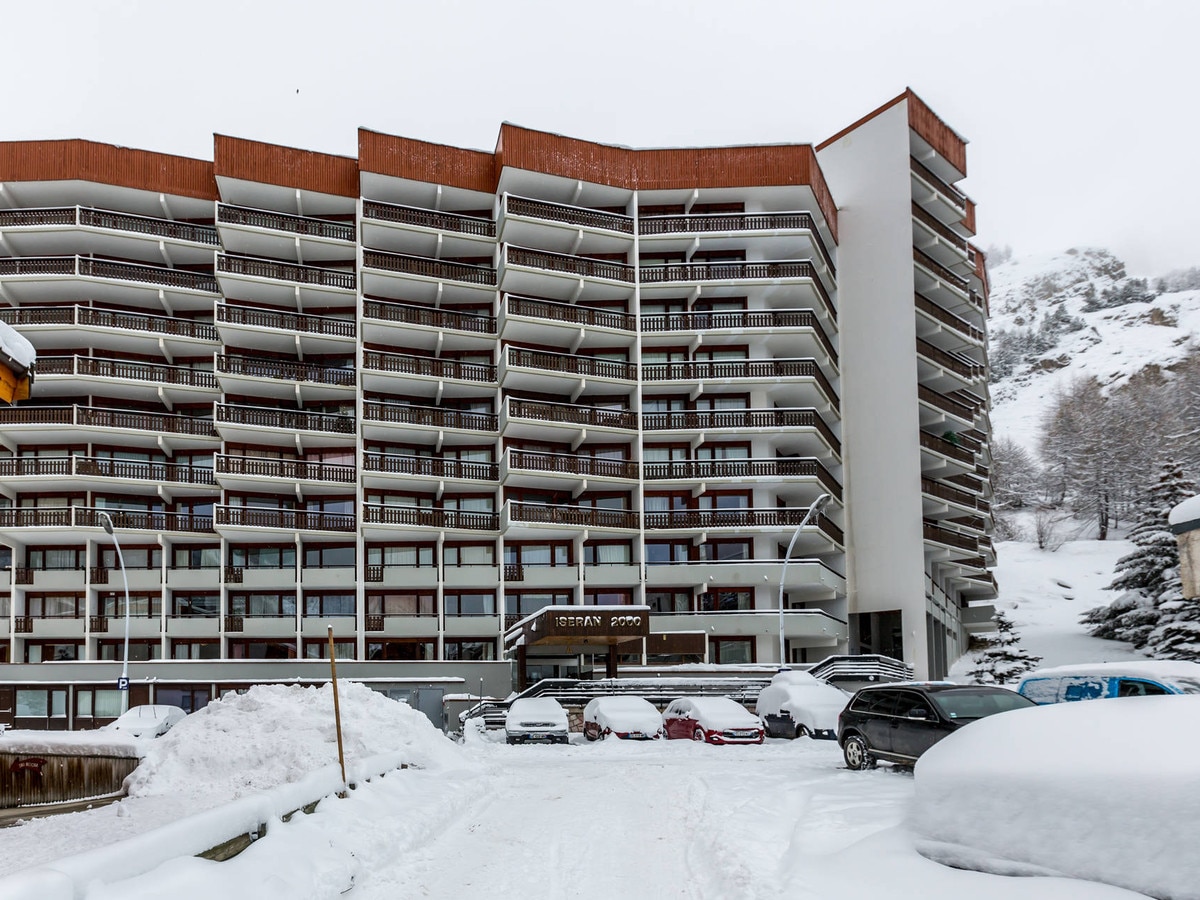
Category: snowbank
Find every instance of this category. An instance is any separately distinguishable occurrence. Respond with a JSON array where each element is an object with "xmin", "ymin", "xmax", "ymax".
[
  {"xmin": 911, "ymin": 697, "xmax": 1200, "ymax": 899},
  {"xmin": 0, "ymin": 319, "xmax": 36, "ymax": 371},
  {"xmin": 1, "ymin": 730, "xmax": 141, "ymax": 758}
]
